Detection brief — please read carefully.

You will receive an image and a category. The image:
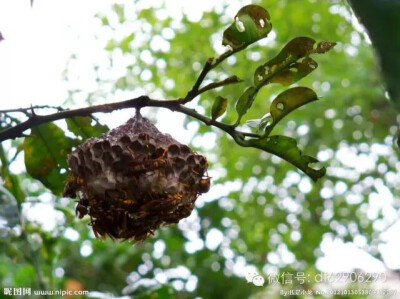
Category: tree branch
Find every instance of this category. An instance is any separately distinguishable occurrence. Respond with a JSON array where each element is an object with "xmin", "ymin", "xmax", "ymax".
[
  {"xmin": 183, "ymin": 58, "xmax": 215, "ymax": 103},
  {"xmin": 181, "ymin": 46, "xmax": 247, "ymax": 104},
  {"xmin": 0, "ymin": 96, "xmax": 162, "ymax": 141},
  {"xmin": 0, "ymin": 105, "xmax": 64, "ymax": 115},
  {"xmin": 0, "ymin": 95, "xmax": 251, "ymax": 143}
]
